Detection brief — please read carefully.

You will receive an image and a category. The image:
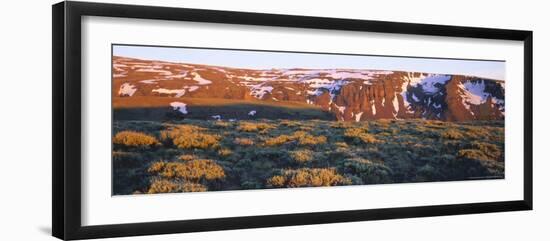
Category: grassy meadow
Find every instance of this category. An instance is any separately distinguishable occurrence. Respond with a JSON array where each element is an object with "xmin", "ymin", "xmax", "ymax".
[{"xmin": 112, "ymin": 118, "xmax": 504, "ymax": 195}]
